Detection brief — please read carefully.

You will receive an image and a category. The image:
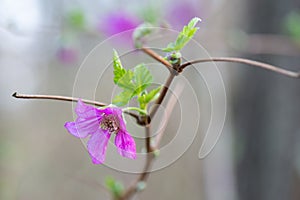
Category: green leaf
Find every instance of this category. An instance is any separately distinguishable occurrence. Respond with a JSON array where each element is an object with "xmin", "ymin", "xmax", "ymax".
[
  {"xmin": 138, "ymin": 86, "xmax": 161, "ymax": 109},
  {"xmin": 163, "ymin": 17, "xmax": 201, "ymax": 52},
  {"xmin": 144, "ymin": 86, "xmax": 161, "ymax": 103},
  {"xmin": 104, "ymin": 176, "xmax": 124, "ymax": 198},
  {"xmin": 116, "ymin": 70, "xmax": 136, "ymax": 91},
  {"xmin": 113, "ymin": 50, "xmax": 136, "ymax": 91},
  {"xmin": 134, "ymin": 64, "xmax": 153, "ymax": 94},
  {"xmin": 113, "ymin": 50, "xmax": 126, "ymax": 84},
  {"xmin": 113, "ymin": 89, "xmax": 134, "ymax": 106},
  {"xmin": 112, "ymin": 50, "xmax": 138, "ymax": 106},
  {"xmin": 112, "ymin": 51, "xmax": 155, "ymax": 107}
]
